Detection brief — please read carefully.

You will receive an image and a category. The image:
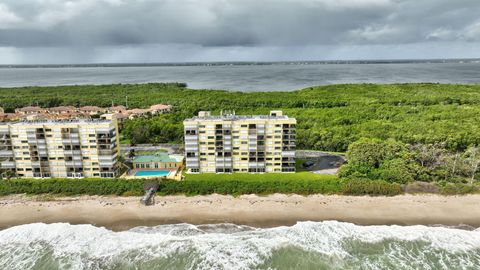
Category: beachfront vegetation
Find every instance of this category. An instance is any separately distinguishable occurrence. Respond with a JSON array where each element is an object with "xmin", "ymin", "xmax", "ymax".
[
  {"xmin": 0, "ymin": 176, "xmax": 407, "ymax": 196},
  {"xmin": 2, "ymin": 83, "xmax": 480, "ymax": 151},
  {"xmin": 339, "ymin": 138, "xmax": 480, "ymax": 190},
  {"xmin": 0, "ymin": 178, "xmax": 146, "ymax": 196},
  {"xmin": 159, "ymin": 176, "xmax": 343, "ymax": 196},
  {"xmin": 342, "ymin": 178, "xmax": 403, "ymax": 196}
]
